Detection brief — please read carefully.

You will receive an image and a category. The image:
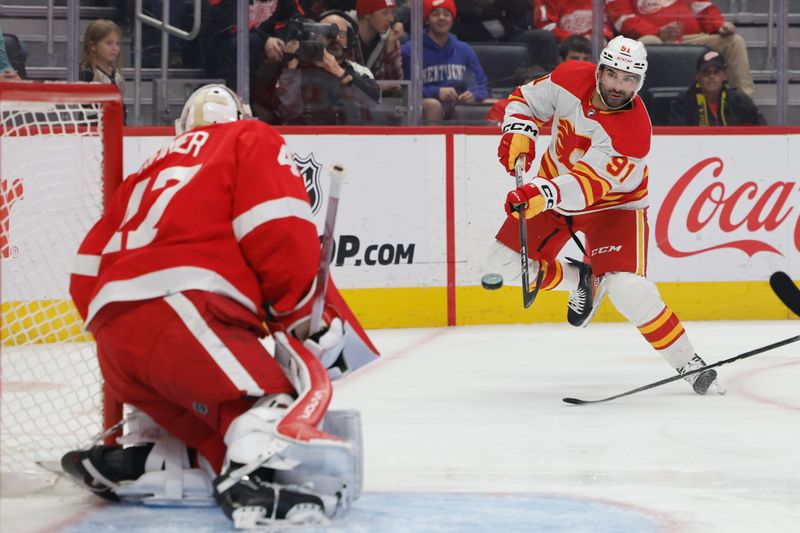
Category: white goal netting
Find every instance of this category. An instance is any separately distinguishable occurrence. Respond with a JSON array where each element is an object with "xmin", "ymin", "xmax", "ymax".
[{"xmin": 1, "ymin": 83, "xmax": 123, "ymax": 488}]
